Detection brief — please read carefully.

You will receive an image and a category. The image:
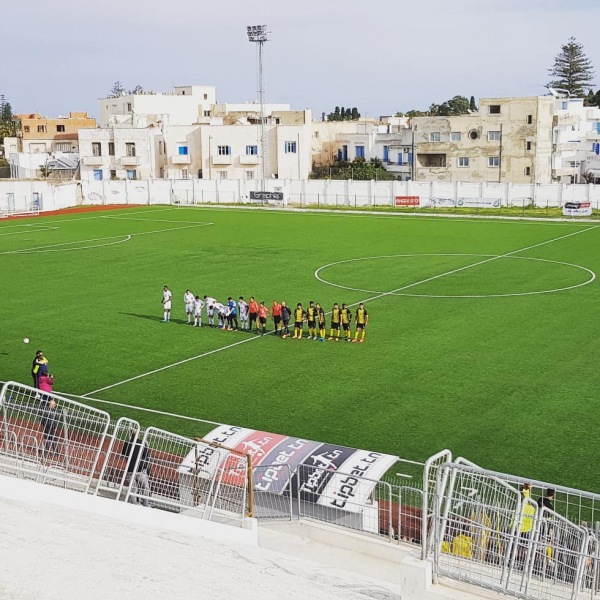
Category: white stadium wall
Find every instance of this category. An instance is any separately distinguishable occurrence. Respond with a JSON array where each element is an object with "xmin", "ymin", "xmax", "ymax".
[{"xmin": 1, "ymin": 178, "xmax": 600, "ymax": 214}]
